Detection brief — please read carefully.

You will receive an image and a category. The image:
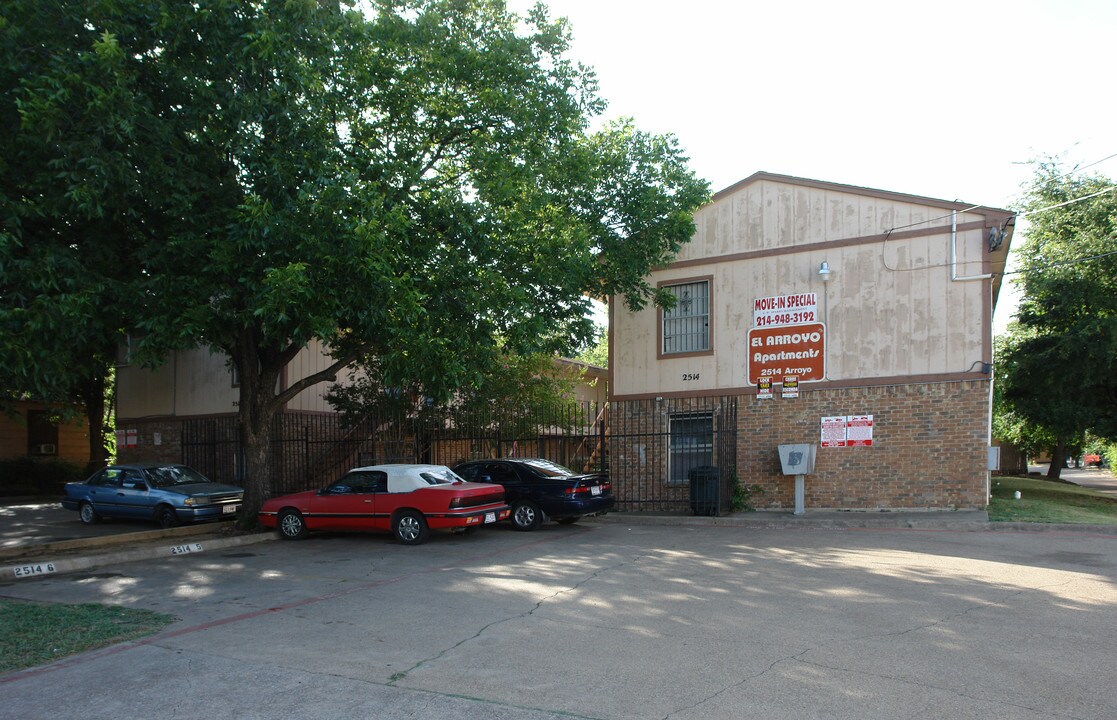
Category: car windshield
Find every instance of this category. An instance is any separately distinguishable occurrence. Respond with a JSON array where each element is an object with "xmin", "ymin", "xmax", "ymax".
[
  {"xmin": 419, "ymin": 468, "xmax": 464, "ymax": 485},
  {"xmin": 143, "ymin": 466, "xmax": 211, "ymax": 488},
  {"xmin": 521, "ymin": 459, "xmax": 577, "ymax": 477}
]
